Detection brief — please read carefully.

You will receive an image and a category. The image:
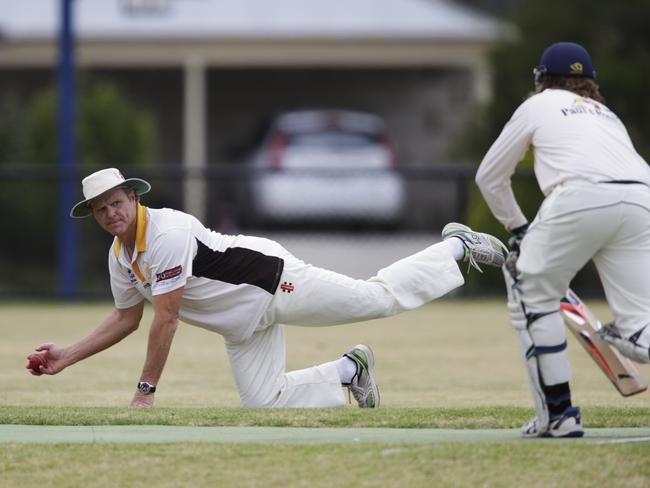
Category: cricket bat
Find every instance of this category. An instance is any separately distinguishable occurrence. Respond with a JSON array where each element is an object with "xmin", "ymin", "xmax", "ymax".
[{"xmin": 561, "ymin": 289, "xmax": 647, "ymax": 397}]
